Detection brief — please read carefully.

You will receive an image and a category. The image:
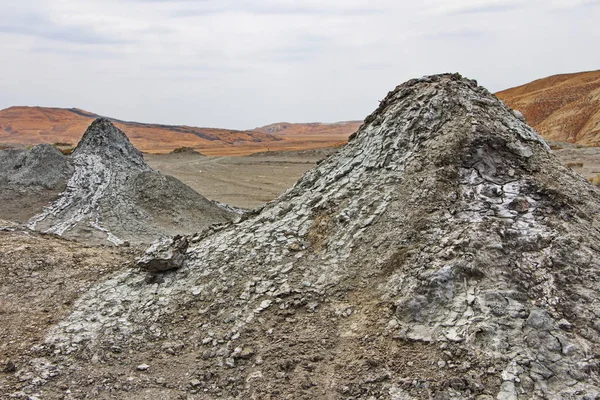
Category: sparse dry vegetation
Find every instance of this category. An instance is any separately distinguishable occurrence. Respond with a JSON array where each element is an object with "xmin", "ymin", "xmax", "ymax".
[
  {"xmin": 307, "ymin": 210, "xmax": 334, "ymax": 251},
  {"xmin": 589, "ymin": 174, "xmax": 600, "ymax": 186},
  {"xmin": 172, "ymin": 146, "xmax": 198, "ymax": 154}
]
